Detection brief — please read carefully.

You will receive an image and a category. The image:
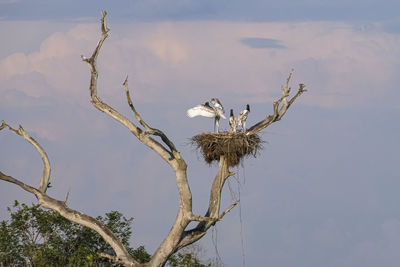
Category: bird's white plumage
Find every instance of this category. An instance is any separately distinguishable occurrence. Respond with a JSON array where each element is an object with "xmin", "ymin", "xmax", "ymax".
[
  {"xmin": 229, "ymin": 109, "xmax": 237, "ymax": 133},
  {"xmin": 237, "ymin": 111, "xmax": 248, "ymax": 126},
  {"xmin": 187, "ymin": 104, "xmax": 215, "ymax": 118},
  {"xmin": 187, "ymin": 99, "xmax": 226, "ymax": 133},
  {"xmin": 210, "ymin": 98, "xmax": 226, "ymax": 119},
  {"xmin": 238, "ymin": 104, "xmax": 250, "ymax": 131}
]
